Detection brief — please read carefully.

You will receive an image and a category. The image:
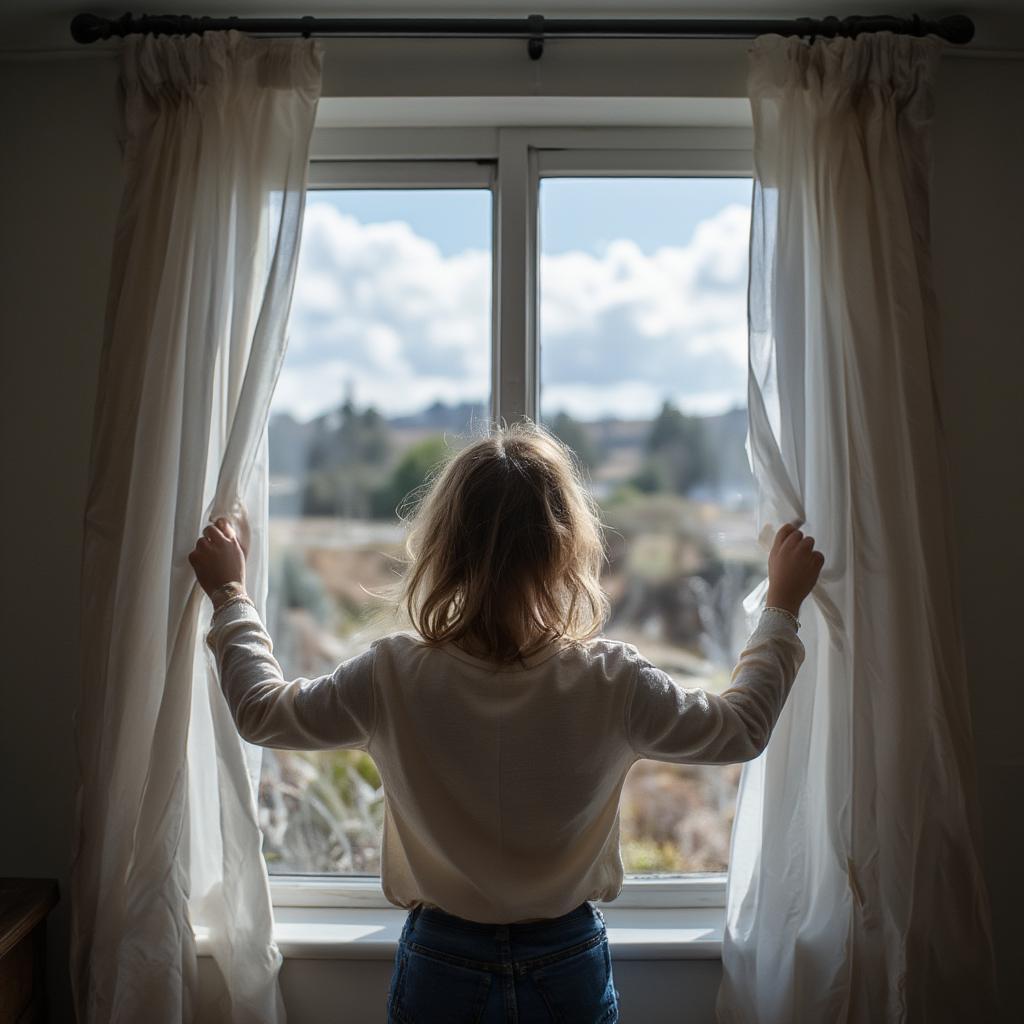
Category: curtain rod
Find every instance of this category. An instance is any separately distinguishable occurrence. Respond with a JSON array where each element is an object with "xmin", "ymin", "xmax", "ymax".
[{"xmin": 70, "ymin": 13, "xmax": 974, "ymax": 58}]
